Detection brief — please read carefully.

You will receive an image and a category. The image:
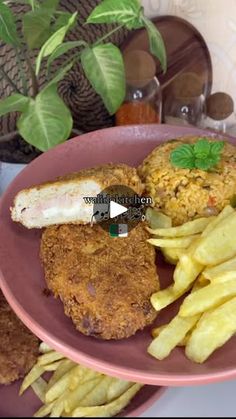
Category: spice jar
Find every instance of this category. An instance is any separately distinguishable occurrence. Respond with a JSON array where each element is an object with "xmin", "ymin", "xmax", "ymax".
[
  {"xmin": 163, "ymin": 72, "xmax": 205, "ymax": 126},
  {"xmin": 200, "ymin": 92, "xmax": 236, "ymax": 134},
  {"xmin": 115, "ymin": 50, "xmax": 162, "ymax": 126}
]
